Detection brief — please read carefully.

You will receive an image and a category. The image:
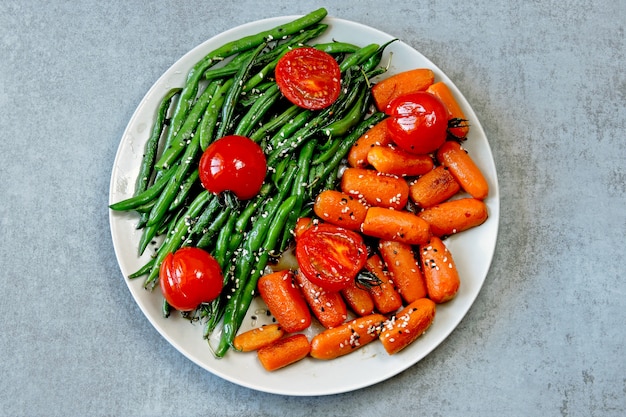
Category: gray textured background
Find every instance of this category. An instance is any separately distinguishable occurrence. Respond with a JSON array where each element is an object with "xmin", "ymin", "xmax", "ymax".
[{"xmin": 1, "ymin": 0, "xmax": 625, "ymax": 416}]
